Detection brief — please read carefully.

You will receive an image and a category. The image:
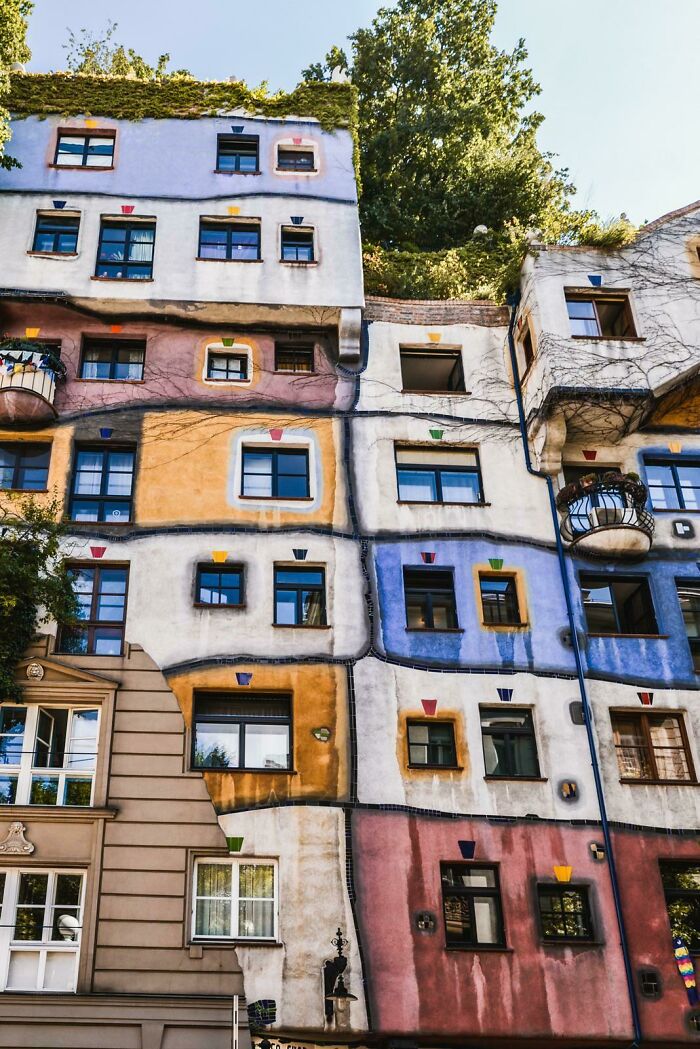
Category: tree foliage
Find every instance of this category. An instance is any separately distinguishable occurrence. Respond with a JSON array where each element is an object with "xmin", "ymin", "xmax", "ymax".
[
  {"xmin": 63, "ymin": 20, "xmax": 192, "ymax": 80},
  {"xmin": 0, "ymin": 497, "xmax": 77, "ymax": 701},
  {"xmin": 303, "ymin": 0, "xmax": 621, "ymax": 253},
  {"xmin": 0, "ymin": 0, "xmax": 32, "ymax": 169}
]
